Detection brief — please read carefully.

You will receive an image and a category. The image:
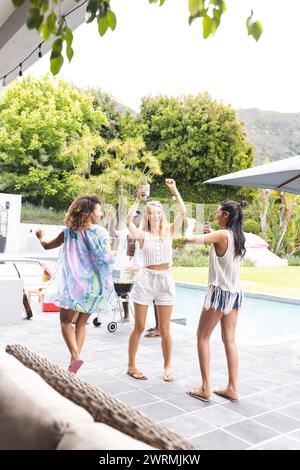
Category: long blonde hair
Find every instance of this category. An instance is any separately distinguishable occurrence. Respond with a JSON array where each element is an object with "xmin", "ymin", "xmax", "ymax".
[{"xmin": 140, "ymin": 201, "xmax": 170, "ymax": 238}]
